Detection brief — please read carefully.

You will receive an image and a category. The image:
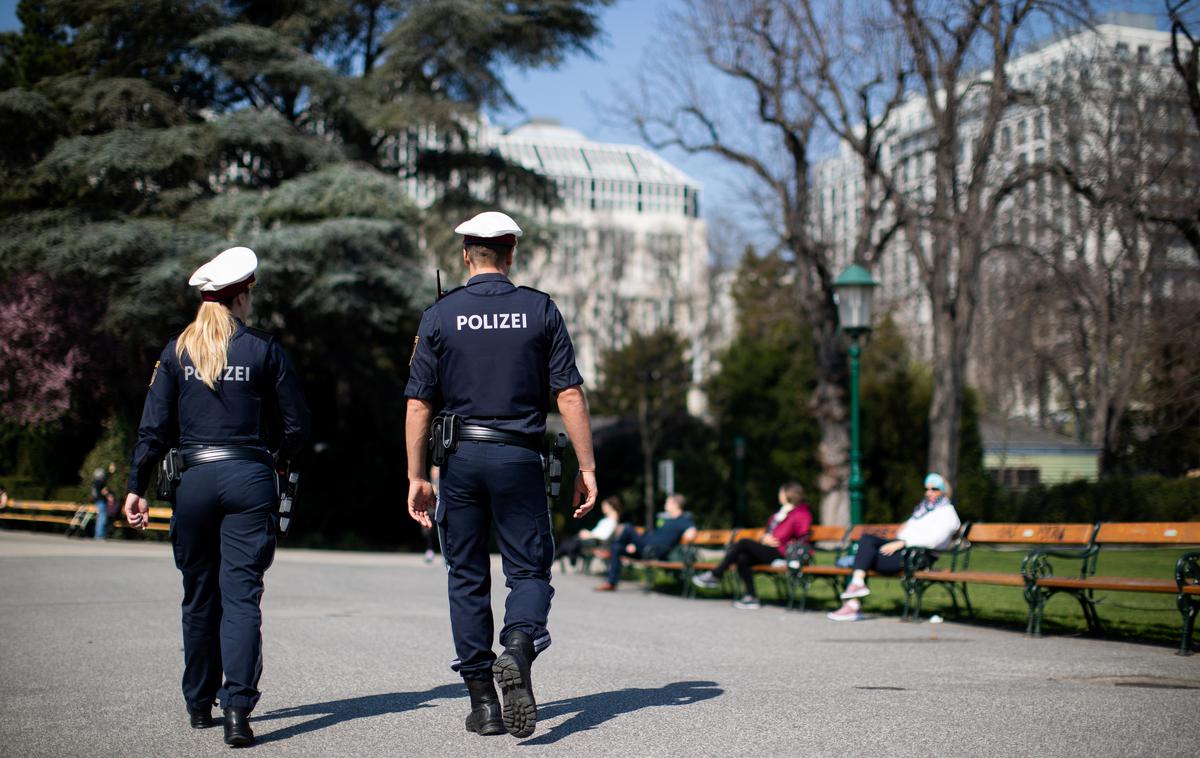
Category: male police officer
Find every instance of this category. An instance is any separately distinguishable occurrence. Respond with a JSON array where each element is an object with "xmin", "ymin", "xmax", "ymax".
[{"xmin": 405, "ymin": 211, "xmax": 598, "ymax": 739}]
